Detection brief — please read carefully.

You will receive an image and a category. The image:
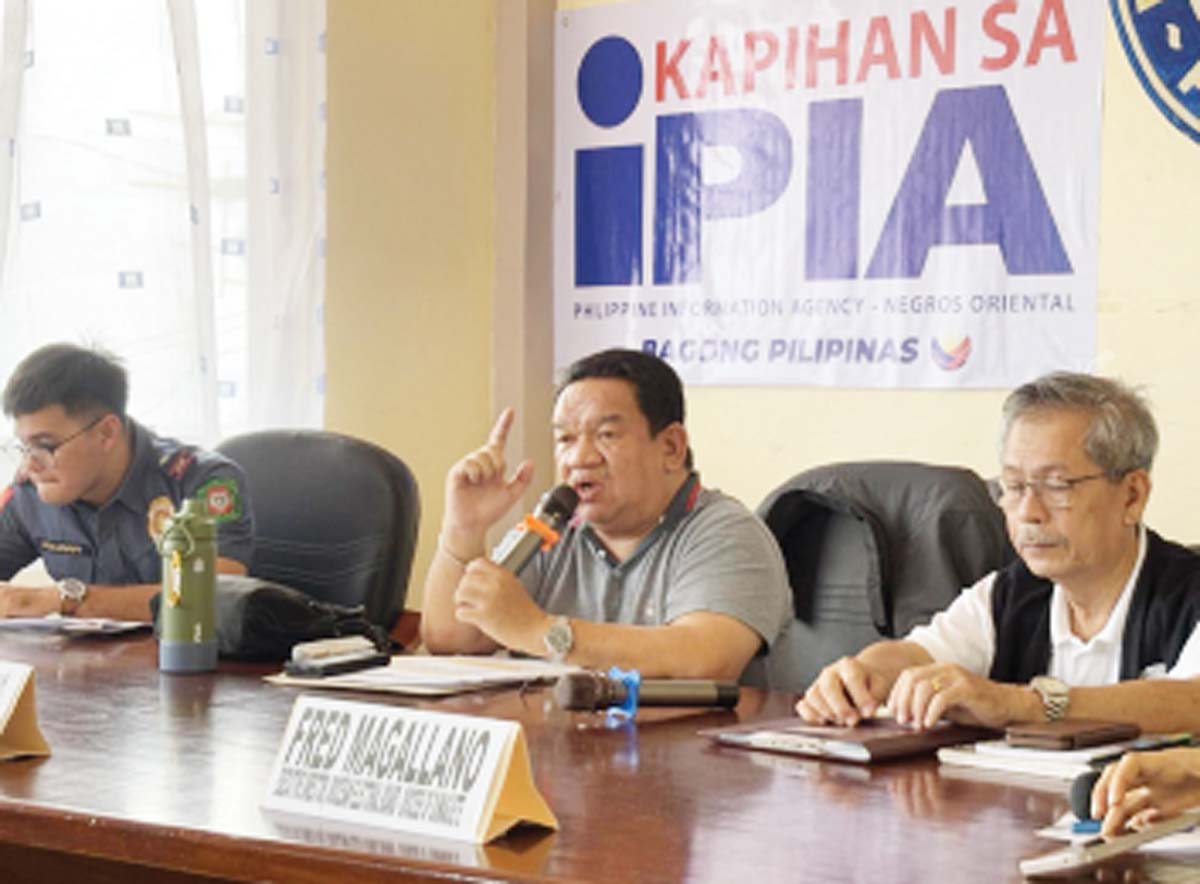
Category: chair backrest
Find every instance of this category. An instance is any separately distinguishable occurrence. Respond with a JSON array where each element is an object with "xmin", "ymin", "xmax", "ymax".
[
  {"xmin": 756, "ymin": 461, "xmax": 1014, "ymax": 692},
  {"xmin": 216, "ymin": 430, "xmax": 419, "ymax": 631}
]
